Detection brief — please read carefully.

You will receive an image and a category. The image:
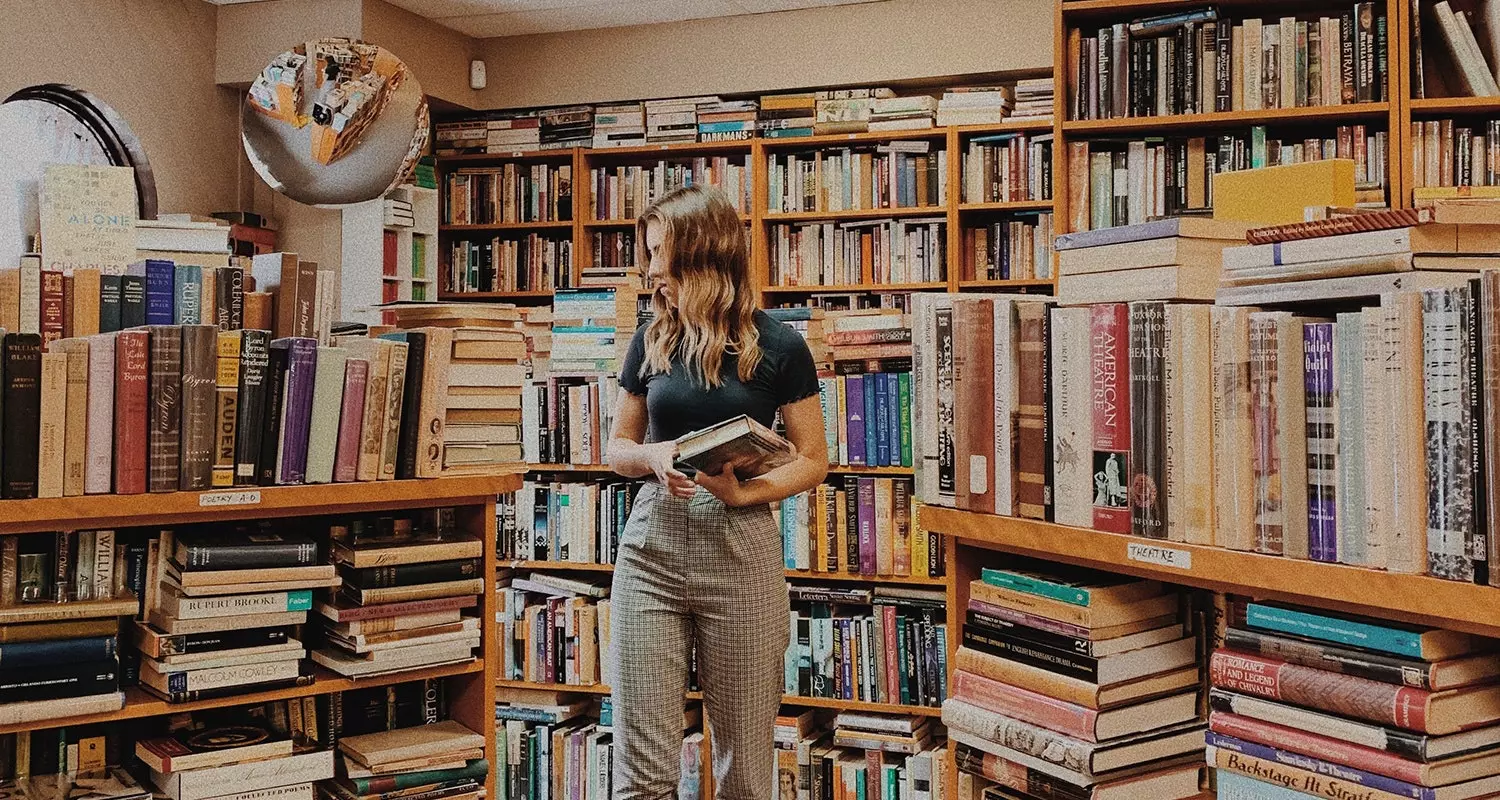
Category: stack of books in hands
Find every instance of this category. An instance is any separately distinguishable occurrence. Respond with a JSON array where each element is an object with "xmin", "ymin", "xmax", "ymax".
[
  {"xmin": 1206, "ymin": 600, "xmax": 1500, "ymax": 799},
  {"xmin": 139, "ymin": 528, "xmax": 332, "ymax": 702},
  {"xmin": 945, "ymin": 559, "xmax": 1205, "ymax": 799},
  {"xmin": 138, "ymin": 700, "xmax": 334, "ymax": 800},
  {"xmin": 312, "ymin": 513, "xmax": 483, "ymax": 678},
  {"xmin": 333, "ymin": 721, "xmax": 486, "ymax": 800}
]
